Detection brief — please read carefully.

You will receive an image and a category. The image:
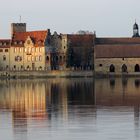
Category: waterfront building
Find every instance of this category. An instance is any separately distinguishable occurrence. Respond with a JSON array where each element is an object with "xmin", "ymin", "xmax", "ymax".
[
  {"xmin": 94, "ymin": 22, "xmax": 140, "ymax": 75},
  {"xmin": 55, "ymin": 33, "xmax": 94, "ymax": 70},
  {"xmin": 0, "ymin": 23, "xmax": 50, "ymax": 71},
  {"xmin": 1, "ymin": 21, "xmax": 140, "ymax": 75}
]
